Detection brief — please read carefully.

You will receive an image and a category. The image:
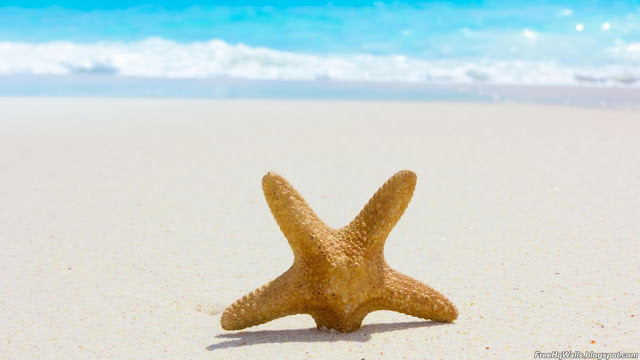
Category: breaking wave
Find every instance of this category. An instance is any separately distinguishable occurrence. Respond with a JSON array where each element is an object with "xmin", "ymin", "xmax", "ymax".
[{"xmin": 1, "ymin": 38, "xmax": 639, "ymax": 86}]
